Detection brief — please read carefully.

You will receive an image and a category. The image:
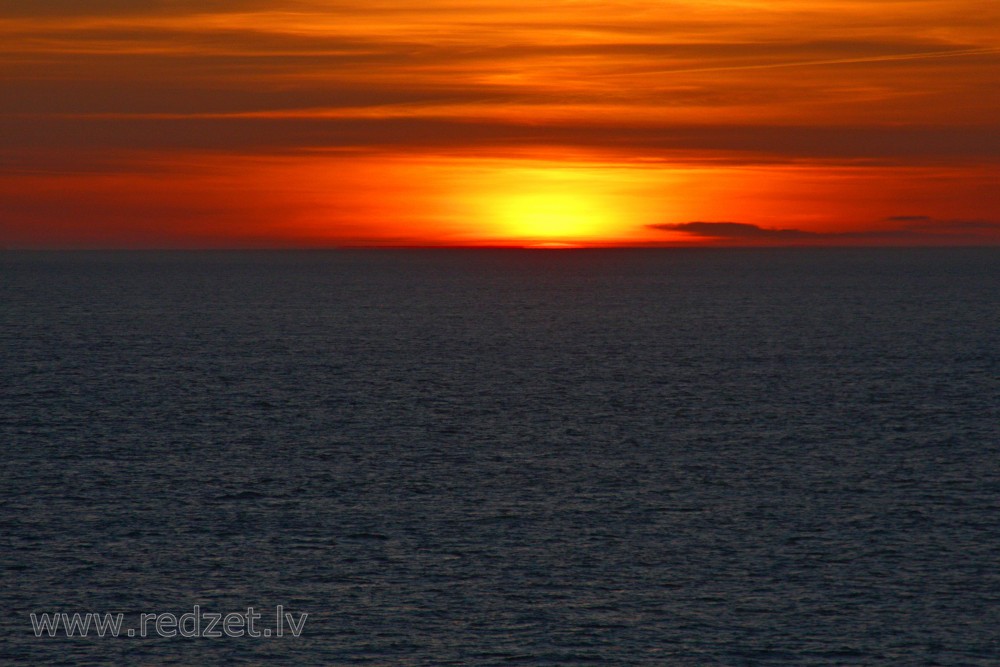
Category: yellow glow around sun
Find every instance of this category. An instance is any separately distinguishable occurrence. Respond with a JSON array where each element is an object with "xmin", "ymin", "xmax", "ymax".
[
  {"xmin": 496, "ymin": 190, "xmax": 613, "ymax": 242},
  {"xmin": 473, "ymin": 164, "xmax": 628, "ymax": 244}
]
